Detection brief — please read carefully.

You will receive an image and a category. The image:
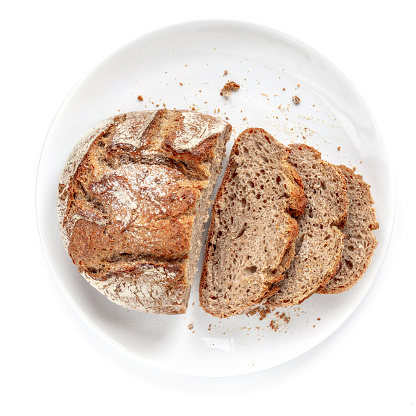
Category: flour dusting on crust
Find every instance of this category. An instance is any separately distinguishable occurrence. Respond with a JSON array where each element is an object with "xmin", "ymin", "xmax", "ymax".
[
  {"xmin": 172, "ymin": 111, "xmax": 228, "ymax": 152},
  {"xmin": 110, "ymin": 110, "xmax": 157, "ymax": 148},
  {"xmin": 82, "ymin": 263, "xmax": 187, "ymax": 314},
  {"xmin": 57, "ymin": 117, "xmax": 113, "ymax": 248}
]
